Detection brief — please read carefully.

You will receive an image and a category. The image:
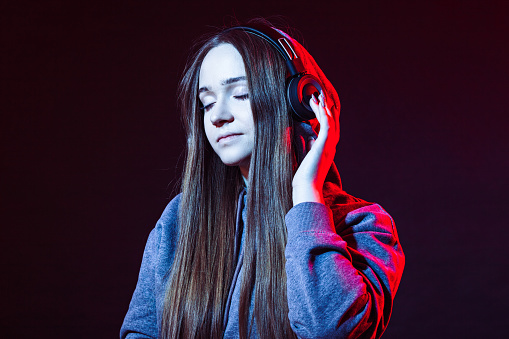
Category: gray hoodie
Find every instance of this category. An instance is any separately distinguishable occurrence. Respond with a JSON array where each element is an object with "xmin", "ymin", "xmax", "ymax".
[
  {"xmin": 120, "ymin": 124, "xmax": 404, "ymax": 338},
  {"xmin": 121, "ymin": 24, "xmax": 404, "ymax": 339}
]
